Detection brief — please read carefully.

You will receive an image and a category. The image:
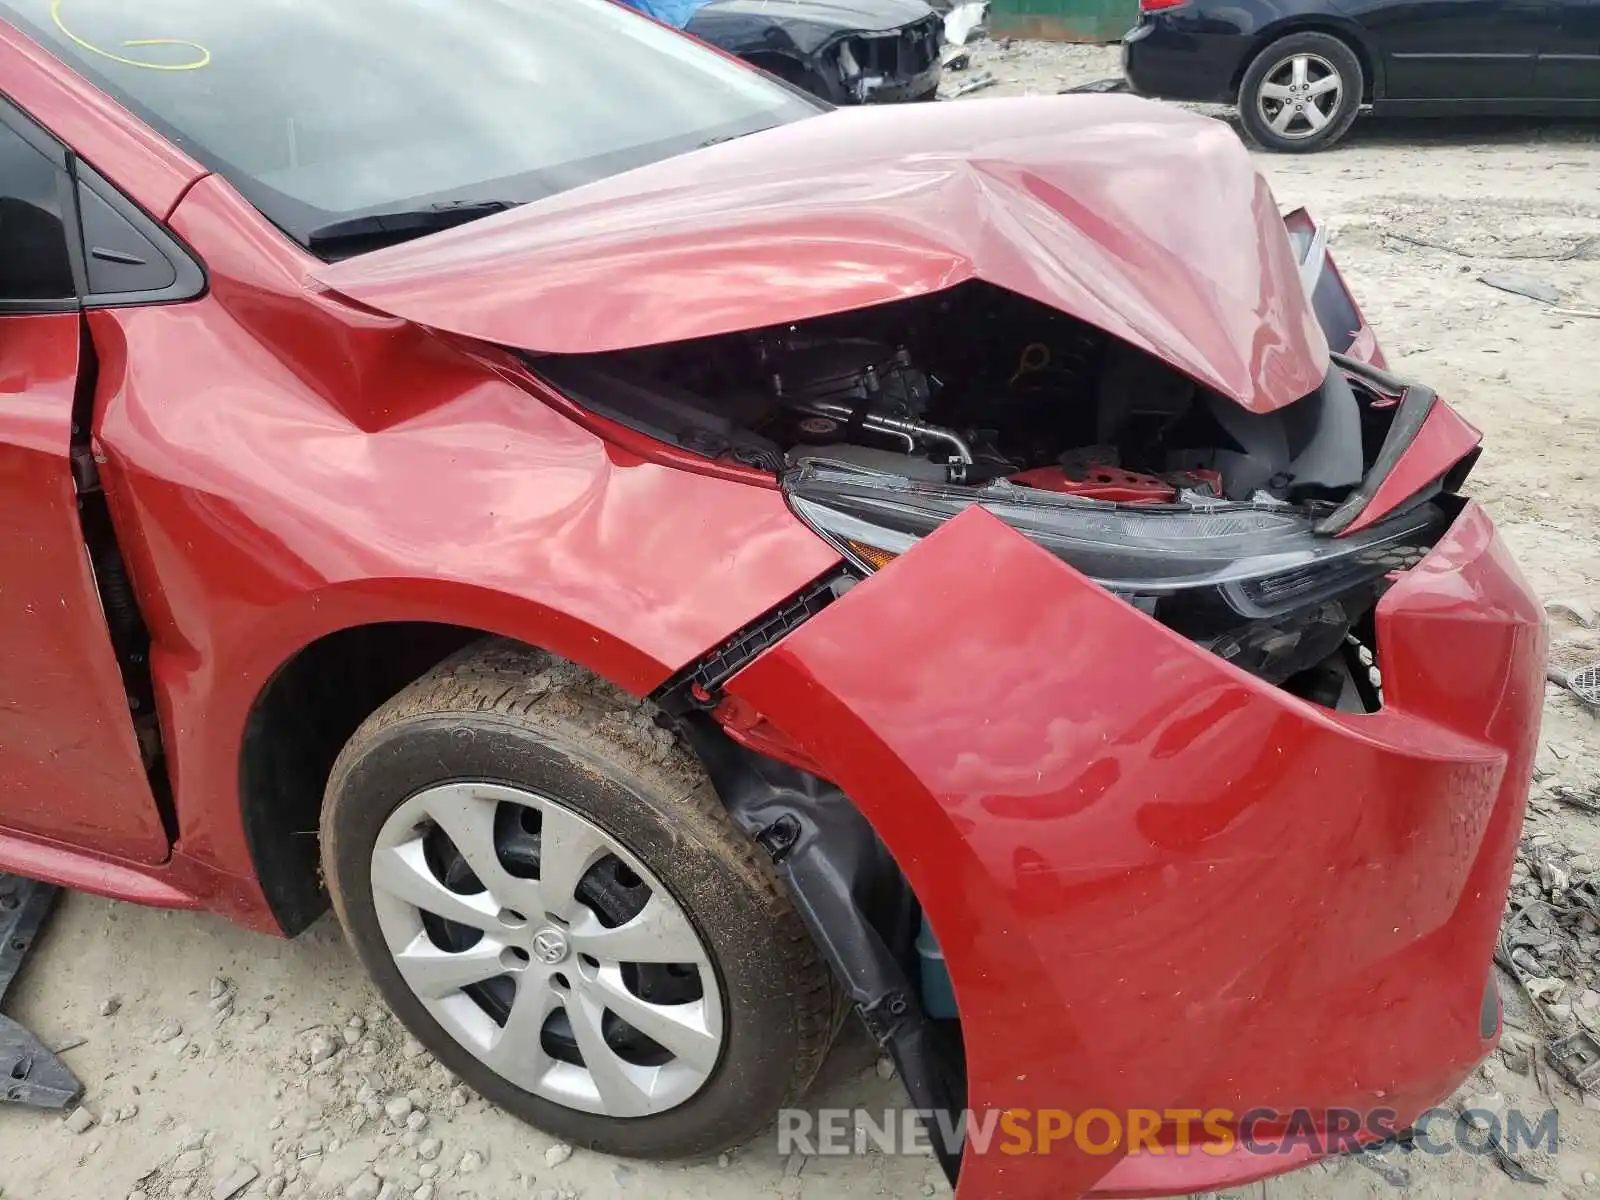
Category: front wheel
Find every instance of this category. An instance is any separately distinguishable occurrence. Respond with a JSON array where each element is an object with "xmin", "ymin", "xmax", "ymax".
[
  {"xmin": 320, "ymin": 640, "xmax": 836, "ymax": 1158},
  {"xmin": 1238, "ymin": 32, "xmax": 1363, "ymax": 153}
]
